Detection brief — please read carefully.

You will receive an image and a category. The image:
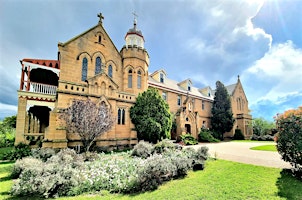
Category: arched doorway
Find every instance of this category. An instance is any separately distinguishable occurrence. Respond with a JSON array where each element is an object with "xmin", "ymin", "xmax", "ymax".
[{"xmin": 185, "ymin": 124, "xmax": 191, "ymax": 134}]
